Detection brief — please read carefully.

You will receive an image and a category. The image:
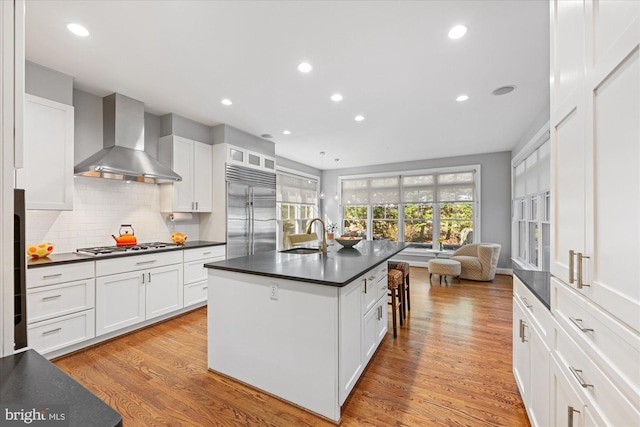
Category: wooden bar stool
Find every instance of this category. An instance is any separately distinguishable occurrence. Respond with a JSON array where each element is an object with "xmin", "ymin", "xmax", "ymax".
[
  {"xmin": 388, "ymin": 261, "xmax": 410, "ymax": 319},
  {"xmin": 388, "ymin": 269, "xmax": 404, "ymax": 338}
]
